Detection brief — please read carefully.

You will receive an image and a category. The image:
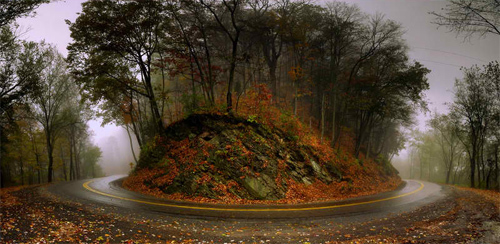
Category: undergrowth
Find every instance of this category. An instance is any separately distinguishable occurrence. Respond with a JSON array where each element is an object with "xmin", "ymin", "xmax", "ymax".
[{"xmin": 124, "ymin": 84, "xmax": 401, "ymax": 204}]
